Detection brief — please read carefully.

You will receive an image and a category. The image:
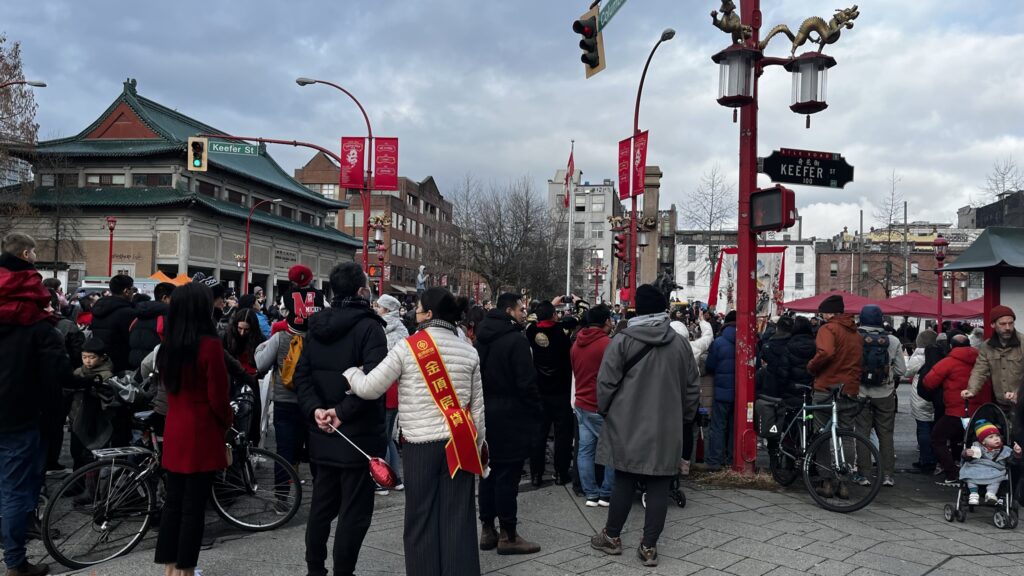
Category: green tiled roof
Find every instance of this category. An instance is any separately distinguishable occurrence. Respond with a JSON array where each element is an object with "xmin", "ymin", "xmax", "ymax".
[
  {"xmin": 18, "ymin": 186, "xmax": 361, "ymax": 248},
  {"xmin": 32, "ymin": 79, "xmax": 342, "ymax": 210}
]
